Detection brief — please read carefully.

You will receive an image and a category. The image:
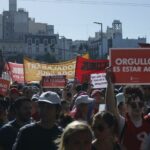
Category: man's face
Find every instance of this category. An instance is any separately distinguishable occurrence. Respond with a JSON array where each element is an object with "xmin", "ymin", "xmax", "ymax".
[
  {"xmin": 17, "ymin": 101, "xmax": 32, "ymax": 122},
  {"xmin": 127, "ymin": 97, "xmax": 144, "ymax": 117},
  {"xmin": 38, "ymin": 102, "xmax": 57, "ymax": 122}
]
